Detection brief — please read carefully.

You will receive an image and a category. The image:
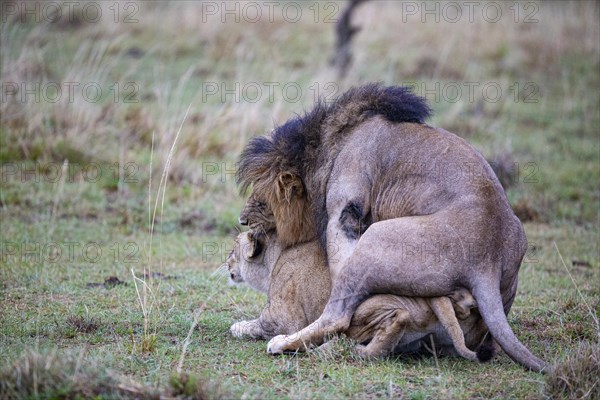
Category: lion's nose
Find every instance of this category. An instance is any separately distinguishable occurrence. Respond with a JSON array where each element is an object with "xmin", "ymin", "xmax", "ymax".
[{"xmin": 239, "ymin": 216, "xmax": 248, "ymax": 225}]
